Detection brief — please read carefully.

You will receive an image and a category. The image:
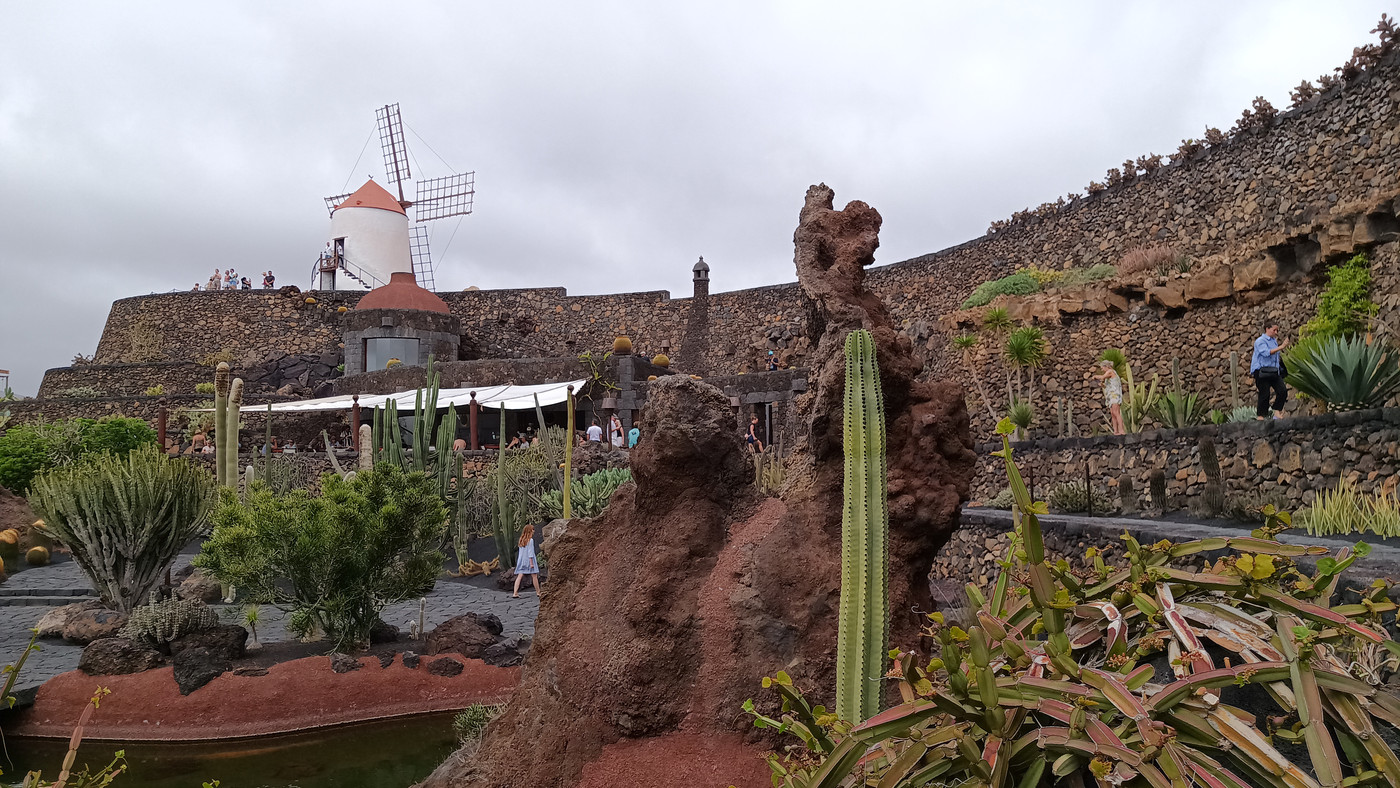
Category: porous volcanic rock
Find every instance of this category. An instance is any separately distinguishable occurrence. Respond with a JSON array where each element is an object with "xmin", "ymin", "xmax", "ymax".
[
  {"xmin": 173, "ymin": 646, "xmax": 230, "ymax": 695},
  {"xmin": 425, "ymin": 613, "xmax": 503, "ymax": 658},
  {"xmin": 79, "ymin": 637, "xmax": 163, "ymax": 676},
  {"xmin": 438, "ymin": 185, "xmax": 975, "ymax": 788},
  {"xmin": 426, "ymin": 657, "xmax": 464, "ymax": 677},
  {"xmin": 175, "ymin": 570, "xmax": 223, "ymax": 604},
  {"xmin": 62, "ymin": 607, "xmax": 127, "ymax": 645},
  {"xmin": 170, "ymin": 624, "xmax": 247, "ymax": 661},
  {"xmin": 36, "ymin": 600, "xmax": 106, "ymax": 639}
]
